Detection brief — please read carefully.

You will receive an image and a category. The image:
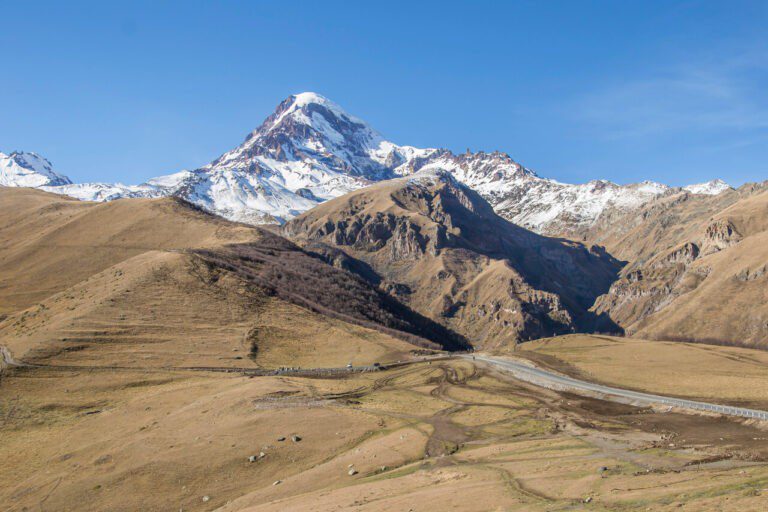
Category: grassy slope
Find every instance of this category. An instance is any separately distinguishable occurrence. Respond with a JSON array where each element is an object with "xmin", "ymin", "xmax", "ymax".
[
  {"xmin": 0, "ymin": 188, "xmax": 450, "ymax": 368},
  {"xmin": 3, "ymin": 359, "xmax": 767, "ymax": 512},
  {"xmin": 510, "ymin": 334, "xmax": 768, "ymax": 406}
]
